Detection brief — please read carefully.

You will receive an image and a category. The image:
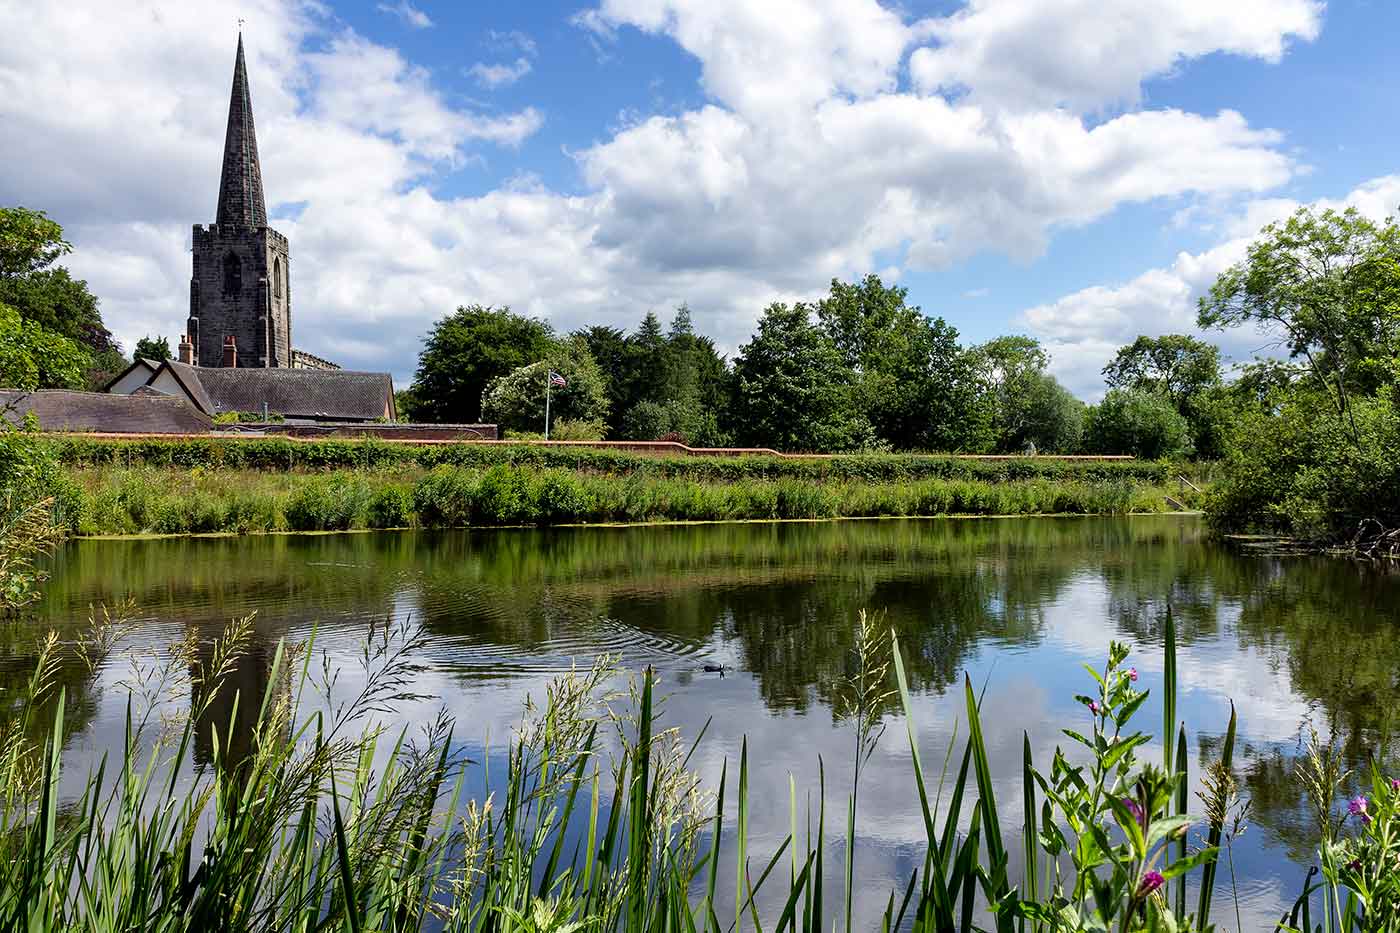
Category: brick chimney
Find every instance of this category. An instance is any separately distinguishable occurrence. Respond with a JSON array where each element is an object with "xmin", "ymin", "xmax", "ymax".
[
  {"xmin": 222, "ymin": 335, "xmax": 237, "ymax": 368},
  {"xmin": 178, "ymin": 334, "xmax": 195, "ymax": 365}
]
